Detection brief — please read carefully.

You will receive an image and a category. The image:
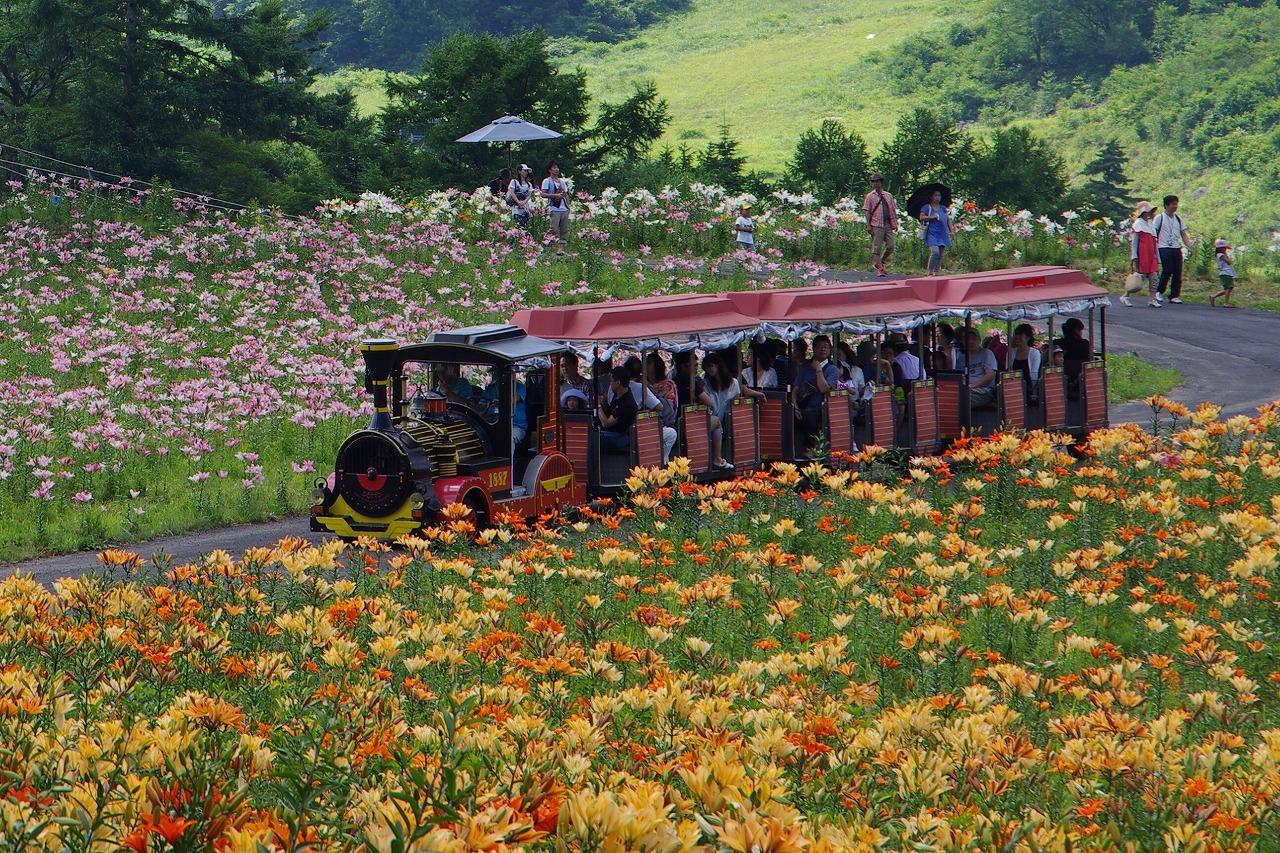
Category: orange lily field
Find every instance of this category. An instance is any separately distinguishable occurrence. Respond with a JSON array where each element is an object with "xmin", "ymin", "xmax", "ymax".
[{"xmin": 2, "ymin": 399, "xmax": 1279, "ymax": 851}]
